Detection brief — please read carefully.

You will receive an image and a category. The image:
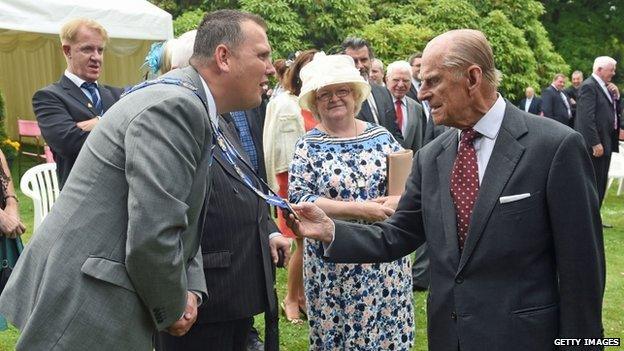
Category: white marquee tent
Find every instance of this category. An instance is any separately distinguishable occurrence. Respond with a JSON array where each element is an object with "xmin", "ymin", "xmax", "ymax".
[{"xmin": 0, "ymin": 0, "xmax": 173, "ymax": 138}]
